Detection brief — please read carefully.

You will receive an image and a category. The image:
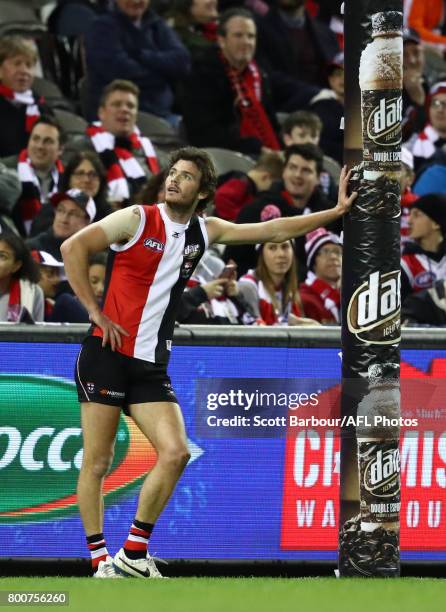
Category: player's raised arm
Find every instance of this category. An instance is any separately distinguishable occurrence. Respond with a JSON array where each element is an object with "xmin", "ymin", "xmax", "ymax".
[
  {"xmin": 61, "ymin": 206, "xmax": 140, "ymax": 349},
  {"xmin": 206, "ymin": 166, "xmax": 357, "ymax": 245}
]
